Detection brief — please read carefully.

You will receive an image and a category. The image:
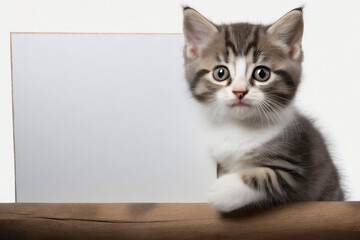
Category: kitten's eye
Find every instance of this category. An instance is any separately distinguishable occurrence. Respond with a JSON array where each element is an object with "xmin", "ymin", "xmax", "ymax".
[
  {"xmin": 253, "ymin": 66, "xmax": 270, "ymax": 82},
  {"xmin": 213, "ymin": 66, "xmax": 230, "ymax": 81}
]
